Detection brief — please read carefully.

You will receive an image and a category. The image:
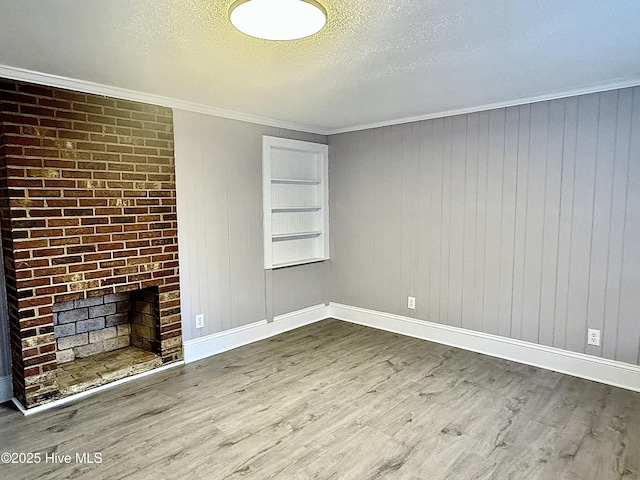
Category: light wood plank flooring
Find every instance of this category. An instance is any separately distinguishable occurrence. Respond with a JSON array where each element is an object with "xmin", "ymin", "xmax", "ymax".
[{"xmin": 1, "ymin": 319, "xmax": 639, "ymax": 479}]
